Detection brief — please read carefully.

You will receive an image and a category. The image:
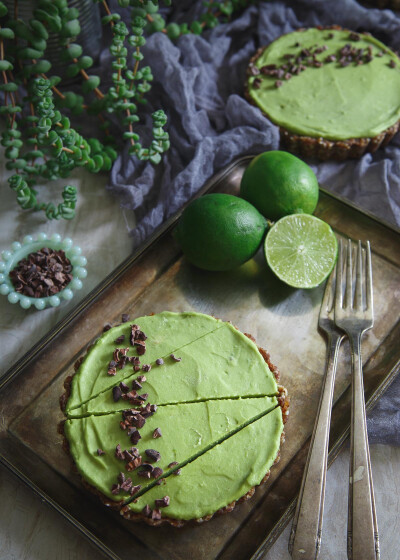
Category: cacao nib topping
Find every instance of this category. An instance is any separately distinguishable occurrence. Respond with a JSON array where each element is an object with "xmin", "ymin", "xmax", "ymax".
[
  {"xmin": 249, "ymin": 65, "xmax": 260, "ymax": 76},
  {"xmin": 145, "ymin": 449, "xmax": 161, "ymax": 462},
  {"xmin": 115, "ymin": 444, "xmax": 125, "ymax": 460},
  {"xmin": 121, "ymin": 313, "xmax": 129, "ymax": 323},
  {"xmin": 174, "ymin": 469, "xmax": 182, "ymax": 476},
  {"xmin": 152, "ymin": 467, "xmax": 164, "ymax": 479},
  {"xmin": 151, "ymin": 509, "xmax": 162, "ymax": 520},
  {"xmin": 326, "ymin": 32, "xmax": 334, "ymax": 39},
  {"xmin": 142, "ymin": 504, "xmax": 152, "ymax": 517},
  {"xmin": 141, "ymin": 403, "xmax": 155, "ymax": 418},
  {"xmin": 138, "ymin": 393, "xmax": 149, "ymax": 402},
  {"xmin": 134, "ymin": 365, "xmax": 141, "ymax": 372},
  {"xmin": 126, "ymin": 456, "xmax": 142, "ymax": 471},
  {"xmin": 155, "ymin": 496, "xmax": 170, "ymax": 508},
  {"xmin": 156, "ymin": 358, "xmax": 164, "ymax": 366},
  {"xmin": 111, "ymin": 484, "xmax": 120, "ymax": 495},
  {"xmin": 137, "ymin": 375, "xmax": 146, "ymax": 383},
  {"xmin": 150, "ymin": 404, "xmax": 158, "ymax": 413},
  {"xmin": 113, "ymin": 386, "xmax": 122, "ymax": 402},
  {"xmin": 136, "ymin": 342, "xmax": 146, "ymax": 356},
  {"xmin": 168, "ymin": 461, "xmax": 179, "ymax": 468},
  {"xmin": 138, "ymin": 470, "xmax": 151, "ymax": 479},
  {"xmin": 139, "ymin": 463, "xmax": 153, "ymax": 472},
  {"xmin": 130, "ymin": 429, "xmax": 141, "ymax": 445},
  {"xmin": 130, "ymin": 484, "xmax": 141, "ymax": 495},
  {"xmin": 349, "ymin": 32, "xmax": 360, "ymax": 42},
  {"xmin": 121, "ymin": 480, "xmax": 132, "ymax": 492},
  {"xmin": 114, "ymin": 335, "xmax": 125, "ymax": 344},
  {"xmin": 119, "ymin": 381, "xmax": 130, "ymax": 393},
  {"xmin": 9, "ymin": 247, "xmax": 73, "ymax": 298},
  {"xmin": 389, "ymin": 59, "xmax": 396, "ymax": 68},
  {"xmin": 103, "ymin": 323, "xmax": 112, "ymax": 332},
  {"xmin": 97, "ymin": 448, "xmax": 105, "ymax": 456},
  {"xmin": 142, "ymin": 364, "xmax": 151, "ymax": 372},
  {"xmin": 153, "ymin": 428, "xmax": 162, "ymax": 439},
  {"xmin": 131, "ymin": 414, "xmax": 146, "ymax": 429},
  {"xmin": 118, "ymin": 472, "xmax": 126, "ymax": 484},
  {"xmin": 74, "ymin": 357, "xmax": 84, "ymax": 371},
  {"xmin": 170, "ymin": 354, "xmax": 182, "ymax": 362},
  {"xmin": 131, "ymin": 379, "xmax": 142, "ymax": 390},
  {"xmin": 275, "ymin": 80, "xmax": 283, "ymax": 88},
  {"xmin": 253, "ymin": 78, "xmax": 262, "ymax": 89}
]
